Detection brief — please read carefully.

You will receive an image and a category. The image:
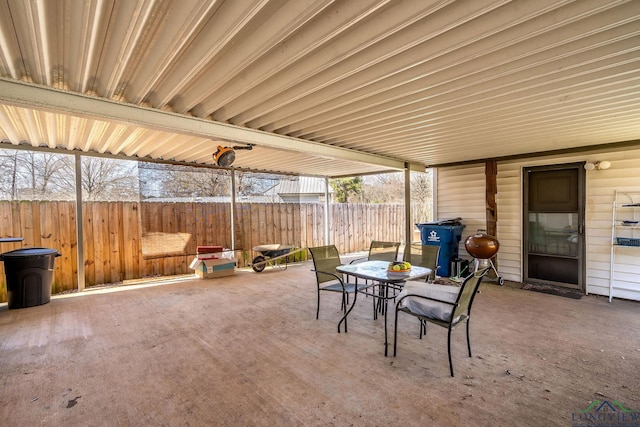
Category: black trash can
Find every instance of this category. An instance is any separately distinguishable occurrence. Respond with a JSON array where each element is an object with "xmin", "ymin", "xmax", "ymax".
[{"xmin": 0, "ymin": 248, "xmax": 60, "ymax": 309}]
